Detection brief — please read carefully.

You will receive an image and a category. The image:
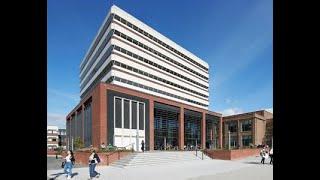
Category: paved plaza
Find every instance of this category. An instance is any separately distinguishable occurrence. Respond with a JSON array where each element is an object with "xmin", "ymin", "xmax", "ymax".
[{"xmin": 47, "ymin": 153, "xmax": 272, "ymax": 180}]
